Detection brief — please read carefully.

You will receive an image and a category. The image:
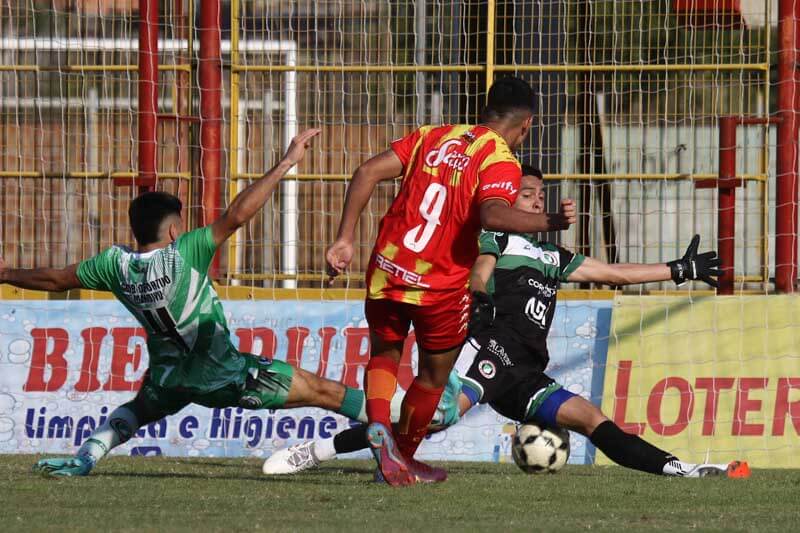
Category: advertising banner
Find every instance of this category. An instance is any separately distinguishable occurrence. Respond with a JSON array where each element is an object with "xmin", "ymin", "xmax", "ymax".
[
  {"xmin": 599, "ymin": 295, "xmax": 800, "ymax": 468},
  {"xmin": 0, "ymin": 299, "xmax": 611, "ymax": 464}
]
